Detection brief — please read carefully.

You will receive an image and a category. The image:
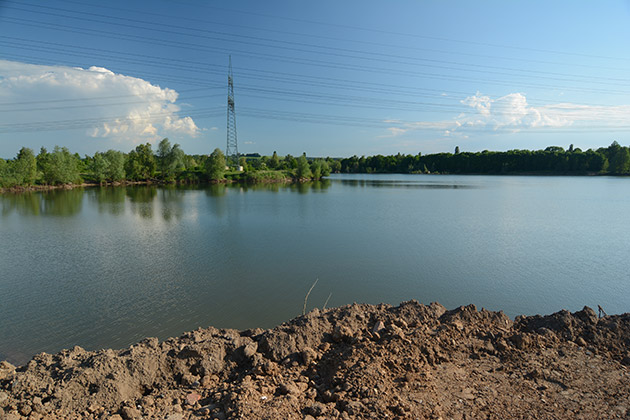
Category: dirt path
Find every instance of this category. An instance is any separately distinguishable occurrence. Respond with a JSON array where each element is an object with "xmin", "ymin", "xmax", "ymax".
[{"xmin": 1, "ymin": 301, "xmax": 629, "ymax": 419}]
